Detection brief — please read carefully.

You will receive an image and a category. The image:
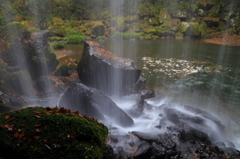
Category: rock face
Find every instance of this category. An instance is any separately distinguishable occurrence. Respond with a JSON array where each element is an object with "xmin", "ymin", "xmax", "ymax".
[
  {"xmin": 109, "ymin": 105, "xmax": 240, "ymax": 159},
  {"xmin": 1, "ymin": 23, "xmax": 59, "ymax": 80},
  {"xmin": 77, "ymin": 41, "xmax": 141, "ymax": 95},
  {"xmin": 58, "ymin": 83, "xmax": 134, "ymax": 127}
]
